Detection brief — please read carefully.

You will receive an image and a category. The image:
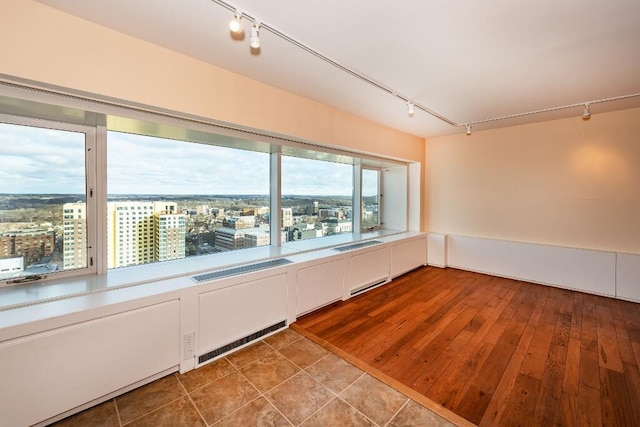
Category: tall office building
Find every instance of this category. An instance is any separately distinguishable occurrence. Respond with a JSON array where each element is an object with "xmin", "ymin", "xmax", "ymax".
[
  {"xmin": 281, "ymin": 208, "xmax": 293, "ymax": 228},
  {"xmin": 154, "ymin": 213, "xmax": 186, "ymax": 262},
  {"xmin": 62, "ymin": 202, "xmax": 87, "ymax": 269},
  {"xmin": 107, "ymin": 201, "xmax": 185, "ymax": 268}
]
